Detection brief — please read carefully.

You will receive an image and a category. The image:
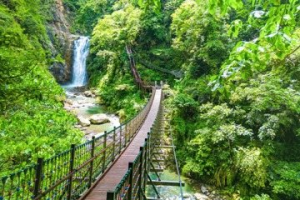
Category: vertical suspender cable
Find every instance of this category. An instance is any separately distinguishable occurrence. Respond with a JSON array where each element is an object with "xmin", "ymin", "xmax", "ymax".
[{"xmin": 169, "ymin": 118, "xmax": 184, "ymax": 199}]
